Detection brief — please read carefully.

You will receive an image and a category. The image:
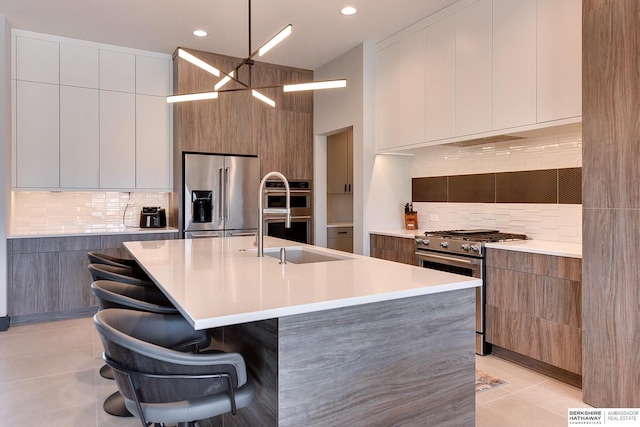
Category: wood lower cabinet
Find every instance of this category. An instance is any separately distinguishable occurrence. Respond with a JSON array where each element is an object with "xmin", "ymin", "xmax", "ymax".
[
  {"xmin": 485, "ymin": 248, "xmax": 582, "ymax": 377},
  {"xmin": 8, "ymin": 232, "xmax": 177, "ymax": 324},
  {"xmin": 369, "ymin": 234, "xmax": 416, "ymax": 265}
]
